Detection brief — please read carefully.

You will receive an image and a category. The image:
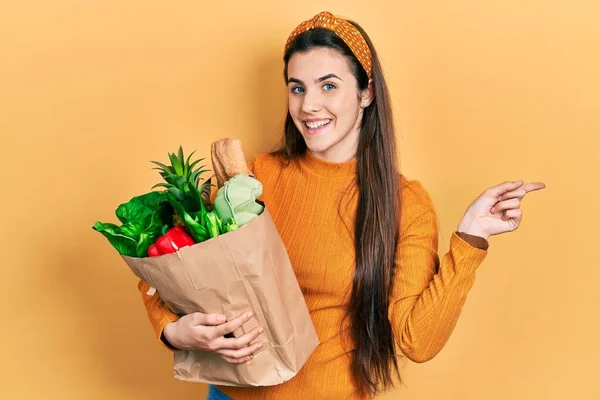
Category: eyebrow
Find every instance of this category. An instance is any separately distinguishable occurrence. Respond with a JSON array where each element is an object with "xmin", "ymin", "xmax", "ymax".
[{"xmin": 287, "ymin": 73, "xmax": 343, "ymax": 85}]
